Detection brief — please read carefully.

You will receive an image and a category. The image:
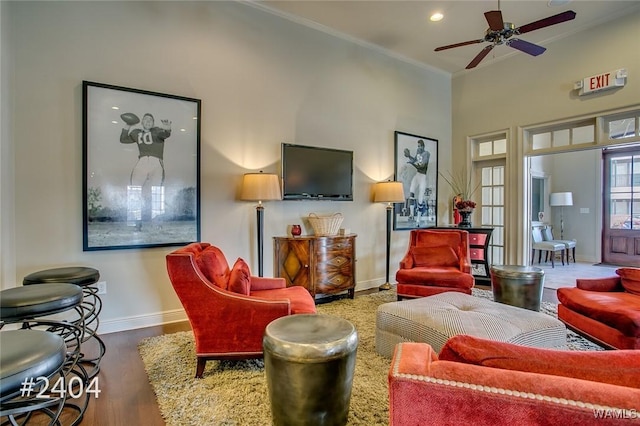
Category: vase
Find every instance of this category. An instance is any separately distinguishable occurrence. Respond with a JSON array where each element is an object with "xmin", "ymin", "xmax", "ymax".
[
  {"xmin": 457, "ymin": 209, "xmax": 473, "ymax": 228},
  {"xmin": 291, "ymin": 224, "xmax": 302, "ymax": 237}
]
